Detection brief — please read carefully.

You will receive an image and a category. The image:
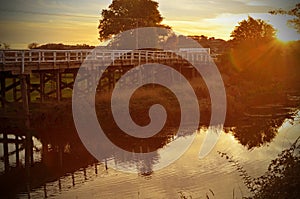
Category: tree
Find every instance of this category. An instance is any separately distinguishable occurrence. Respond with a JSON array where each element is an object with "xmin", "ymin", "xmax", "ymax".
[
  {"xmin": 230, "ymin": 16, "xmax": 276, "ymax": 44},
  {"xmin": 32, "ymin": 43, "xmax": 95, "ymax": 50},
  {"xmin": 0, "ymin": 42, "xmax": 10, "ymax": 49},
  {"xmin": 98, "ymin": 0, "xmax": 170, "ymax": 42},
  {"xmin": 28, "ymin": 42, "xmax": 39, "ymax": 49},
  {"xmin": 270, "ymin": 3, "xmax": 300, "ymax": 33}
]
